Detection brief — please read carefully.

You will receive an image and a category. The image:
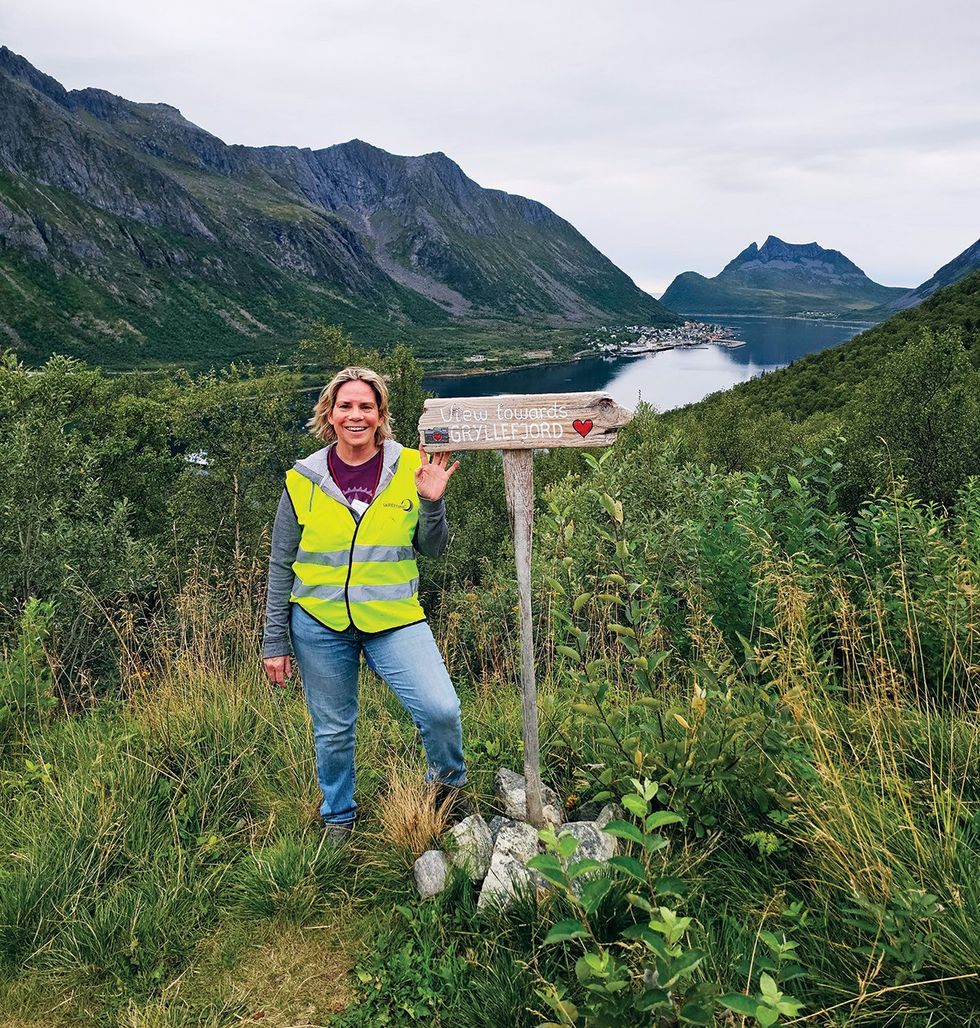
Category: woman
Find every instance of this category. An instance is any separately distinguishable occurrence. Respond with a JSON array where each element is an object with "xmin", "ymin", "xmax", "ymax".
[{"xmin": 262, "ymin": 366, "xmax": 467, "ymax": 840}]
